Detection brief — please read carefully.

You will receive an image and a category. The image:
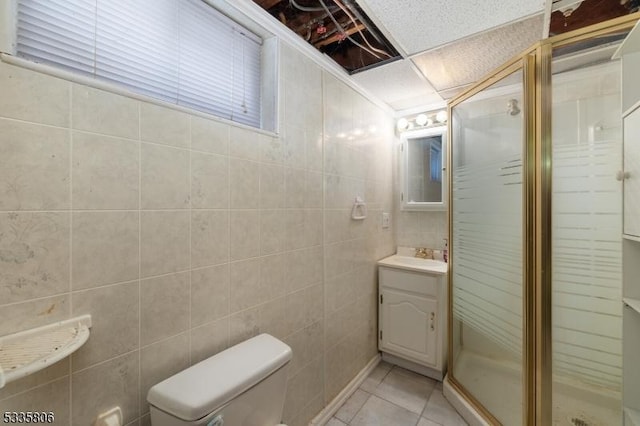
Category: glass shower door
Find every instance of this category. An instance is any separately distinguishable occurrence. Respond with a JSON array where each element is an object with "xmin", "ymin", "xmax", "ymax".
[
  {"xmin": 449, "ymin": 67, "xmax": 525, "ymax": 425},
  {"xmin": 550, "ymin": 54, "xmax": 623, "ymax": 425}
]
